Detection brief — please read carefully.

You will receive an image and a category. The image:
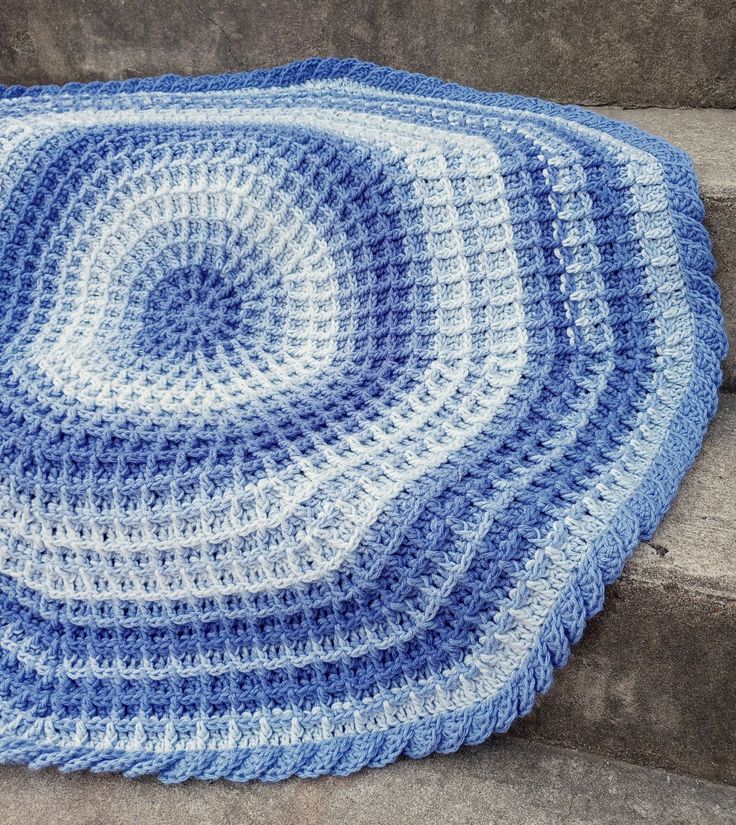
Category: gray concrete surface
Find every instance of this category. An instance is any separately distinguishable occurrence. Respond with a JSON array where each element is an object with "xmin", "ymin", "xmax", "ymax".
[
  {"xmin": 515, "ymin": 394, "xmax": 736, "ymax": 783},
  {"xmin": 591, "ymin": 107, "xmax": 736, "ymax": 390},
  {"xmin": 0, "ymin": 737, "xmax": 734, "ymax": 825},
  {"xmin": 1, "ymin": 0, "xmax": 735, "ymax": 107}
]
